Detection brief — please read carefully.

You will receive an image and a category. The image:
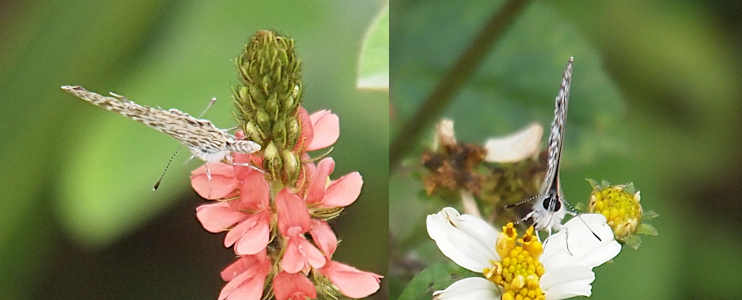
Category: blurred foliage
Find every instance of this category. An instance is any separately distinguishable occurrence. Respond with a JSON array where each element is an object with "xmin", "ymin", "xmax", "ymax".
[
  {"xmin": 398, "ymin": 262, "xmax": 477, "ymax": 300},
  {"xmin": 390, "ymin": 0, "xmax": 742, "ymax": 300},
  {"xmin": 0, "ymin": 1, "xmax": 388, "ymax": 299},
  {"xmin": 358, "ymin": 3, "xmax": 389, "ymax": 90}
]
